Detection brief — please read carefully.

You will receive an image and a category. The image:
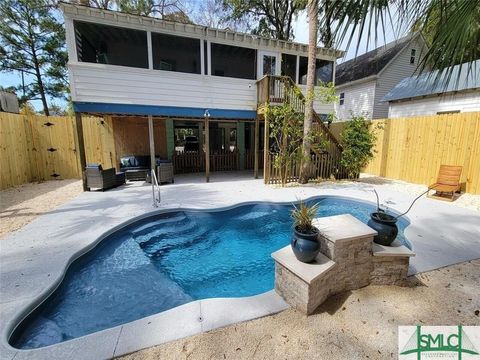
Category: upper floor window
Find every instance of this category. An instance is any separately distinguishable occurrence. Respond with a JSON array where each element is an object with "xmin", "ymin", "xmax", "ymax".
[
  {"xmin": 298, "ymin": 57, "xmax": 334, "ymax": 85},
  {"xmin": 211, "ymin": 43, "xmax": 256, "ymax": 79},
  {"xmin": 152, "ymin": 33, "xmax": 200, "ymax": 74},
  {"xmin": 281, "ymin": 54, "xmax": 297, "ymax": 81},
  {"xmin": 315, "ymin": 59, "xmax": 333, "ymax": 84},
  {"xmin": 410, "ymin": 49, "xmax": 416, "ymax": 64},
  {"xmin": 74, "ymin": 21, "xmax": 148, "ymax": 69},
  {"xmin": 339, "ymin": 92, "xmax": 345, "ymax": 105}
]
